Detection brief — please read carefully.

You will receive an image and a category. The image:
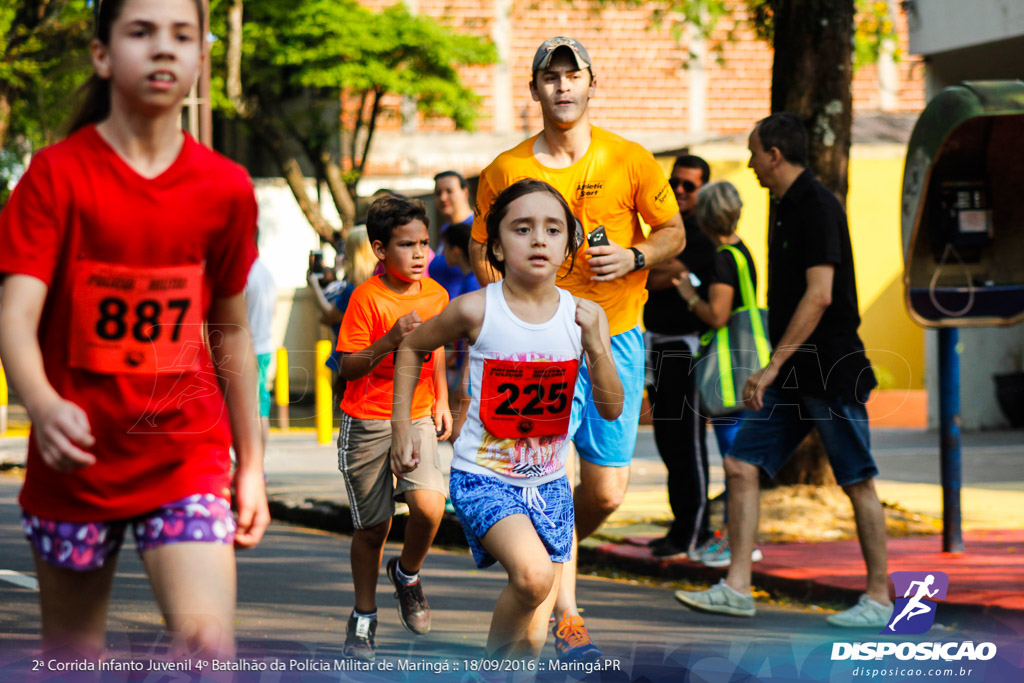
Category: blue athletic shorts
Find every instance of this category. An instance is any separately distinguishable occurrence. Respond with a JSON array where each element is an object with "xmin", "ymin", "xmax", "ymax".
[
  {"xmin": 726, "ymin": 386, "xmax": 878, "ymax": 486},
  {"xmin": 449, "ymin": 470, "xmax": 574, "ymax": 569},
  {"xmin": 569, "ymin": 325, "xmax": 645, "ymax": 467}
]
